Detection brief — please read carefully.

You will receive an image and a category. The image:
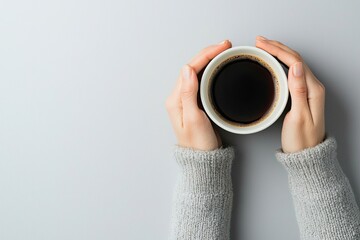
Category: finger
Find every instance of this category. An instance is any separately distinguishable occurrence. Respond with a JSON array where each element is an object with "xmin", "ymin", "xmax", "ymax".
[
  {"xmin": 255, "ymin": 37, "xmax": 302, "ymax": 67},
  {"xmin": 165, "ymin": 70, "xmax": 184, "ymax": 130},
  {"xmin": 304, "ymin": 70, "xmax": 325, "ymax": 125},
  {"xmin": 256, "ymin": 37, "xmax": 323, "ymax": 88},
  {"xmin": 309, "ymin": 91, "xmax": 325, "ymax": 125},
  {"xmin": 165, "ymin": 91, "xmax": 183, "ymax": 131},
  {"xmin": 303, "ymin": 63, "xmax": 325, "ymax": 94},
  {"xmin": 298, "ymin": 63, "xmax": 325, "ymax": 124},
  {"xmin": 288, "ymin": 62, "xmax": 312, "ymax": 118},
  {"xmin": 256, "ymin": 36, "xmax": 300, "ymax": 56},
  {"xmin": 172, "ymin": 74, "xmax": 182, "ymax": 99},
  {"xmin": 180, "ymin": 65, "xmax": 202, "ymax": 126},
  {"xmin": 188, "ymin": 40, "xmax": 232, "ymax": 73}
]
